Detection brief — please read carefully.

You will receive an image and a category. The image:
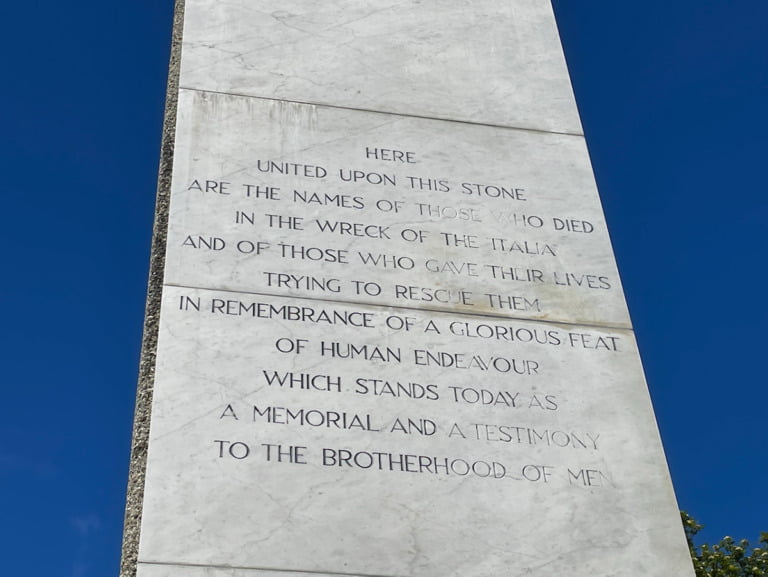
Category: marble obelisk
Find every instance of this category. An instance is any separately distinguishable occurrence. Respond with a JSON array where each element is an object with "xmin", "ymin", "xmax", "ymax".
[{"xmin": 121, "ymin": 2, "xmax": 695, "ymax": 577}]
